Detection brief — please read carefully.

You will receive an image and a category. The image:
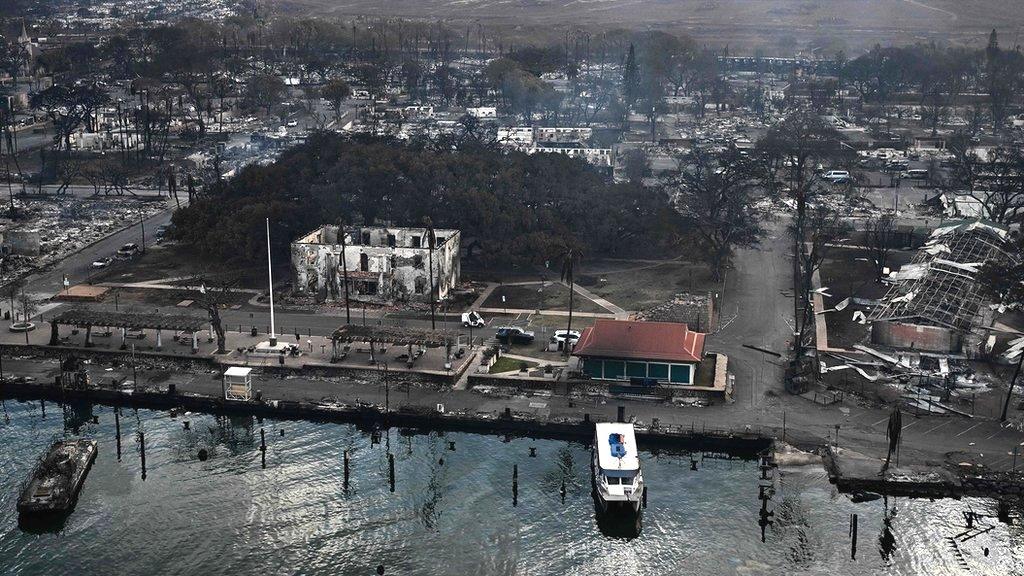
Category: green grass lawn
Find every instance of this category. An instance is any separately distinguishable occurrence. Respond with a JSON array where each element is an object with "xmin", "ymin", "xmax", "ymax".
[{"xmin": 489, "ymin": 356, "xmax": 538, "ymax": 374}]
